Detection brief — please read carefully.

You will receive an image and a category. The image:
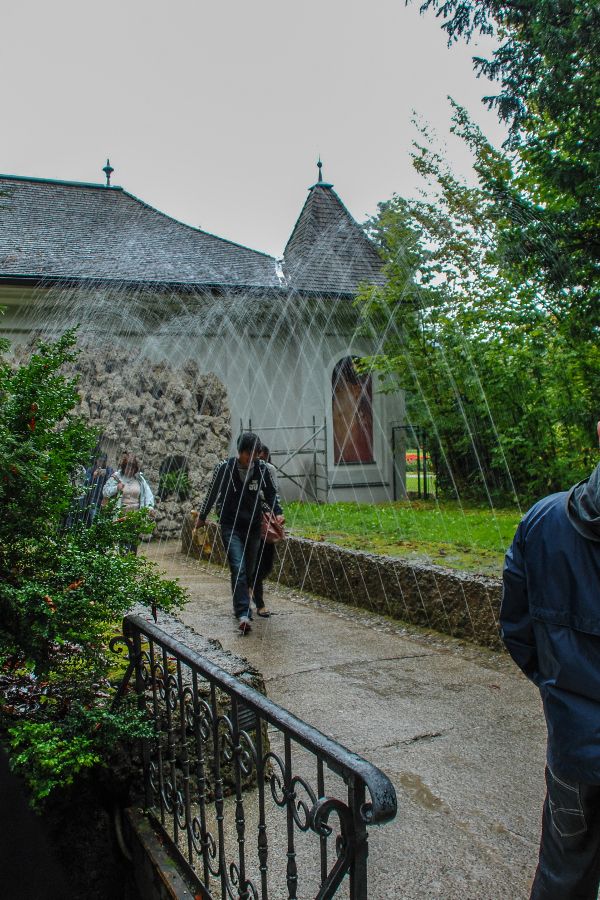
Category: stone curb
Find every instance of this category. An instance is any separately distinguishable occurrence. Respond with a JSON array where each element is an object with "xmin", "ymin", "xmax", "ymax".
[{"xmin": 180, "ymin": 515, "xmax": 503, "ymax": 650}]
